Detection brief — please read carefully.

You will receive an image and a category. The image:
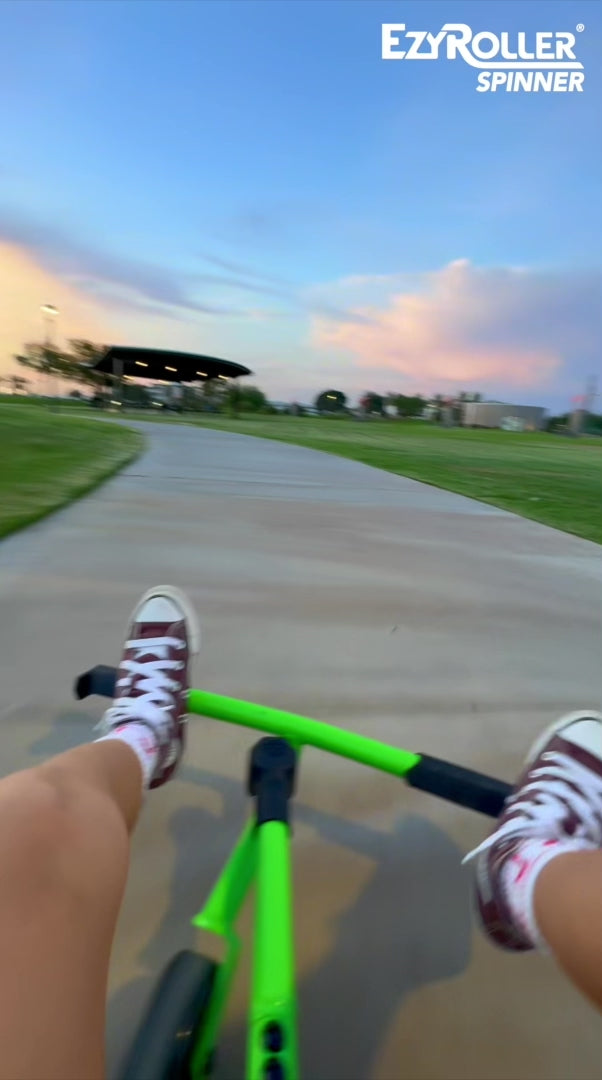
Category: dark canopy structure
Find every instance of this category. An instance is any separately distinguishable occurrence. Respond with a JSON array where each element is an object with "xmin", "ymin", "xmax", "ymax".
[{"xmin": 94, "ymin": 346, "xmax": 252, "ymax": 383}]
